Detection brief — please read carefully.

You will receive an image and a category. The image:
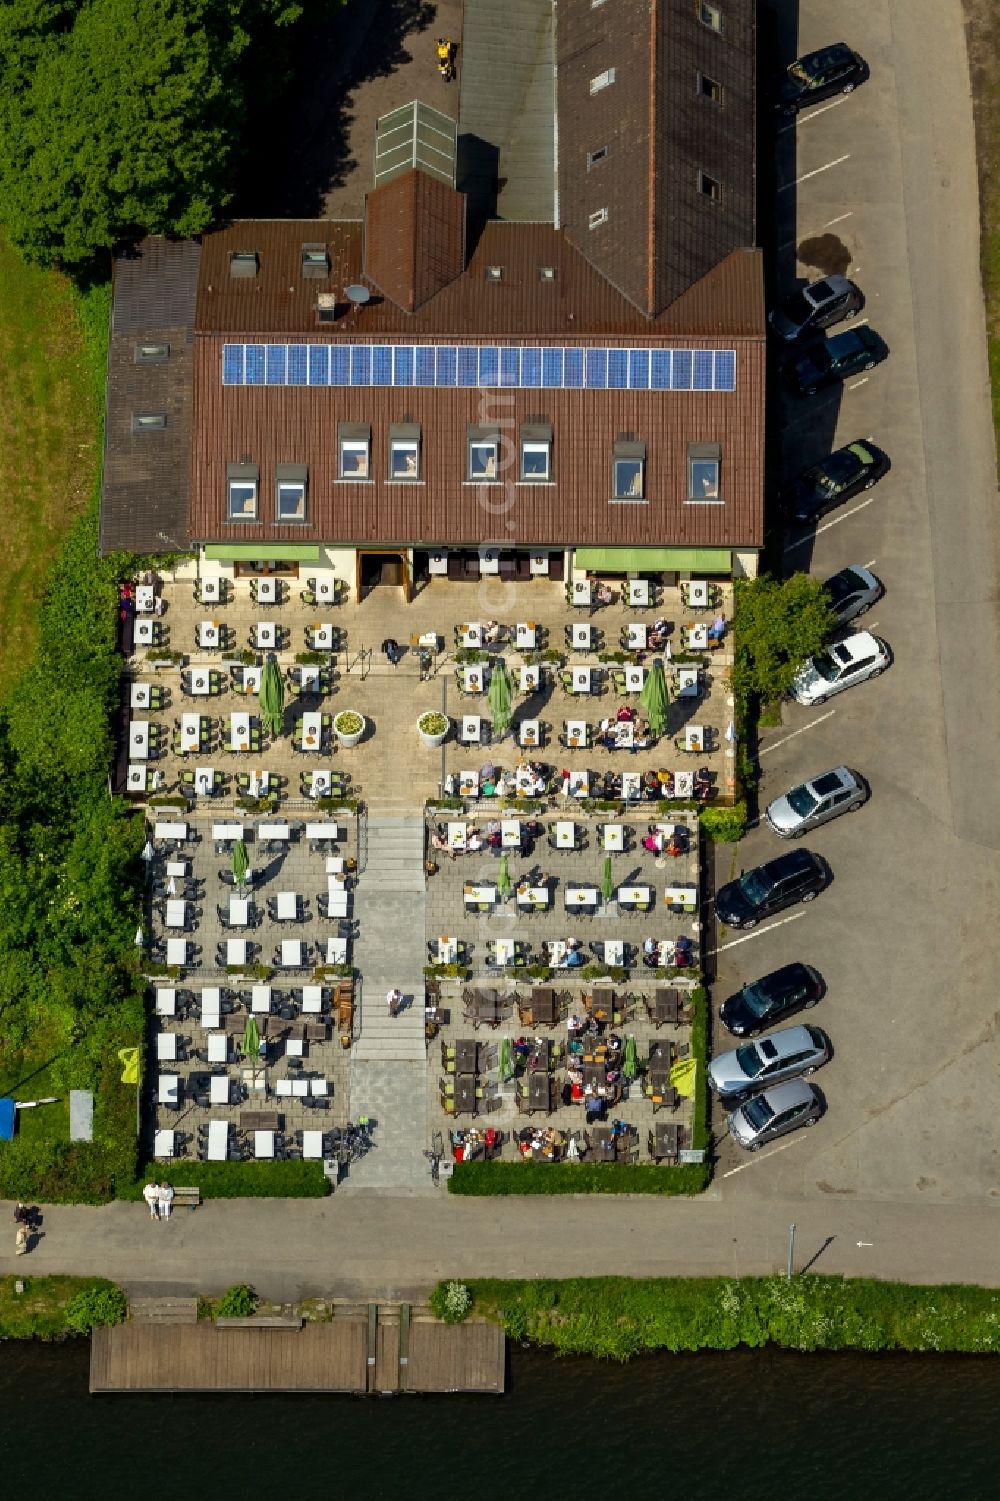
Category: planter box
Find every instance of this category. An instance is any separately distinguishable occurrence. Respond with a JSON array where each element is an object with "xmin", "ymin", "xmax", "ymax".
[
  {"xmin": 333, "ymin": 712, "xmax": 367, "ymax": 748},
  {"xmin": 417, "ymin": 714, "xmax": 451, "ymax": 749}
]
